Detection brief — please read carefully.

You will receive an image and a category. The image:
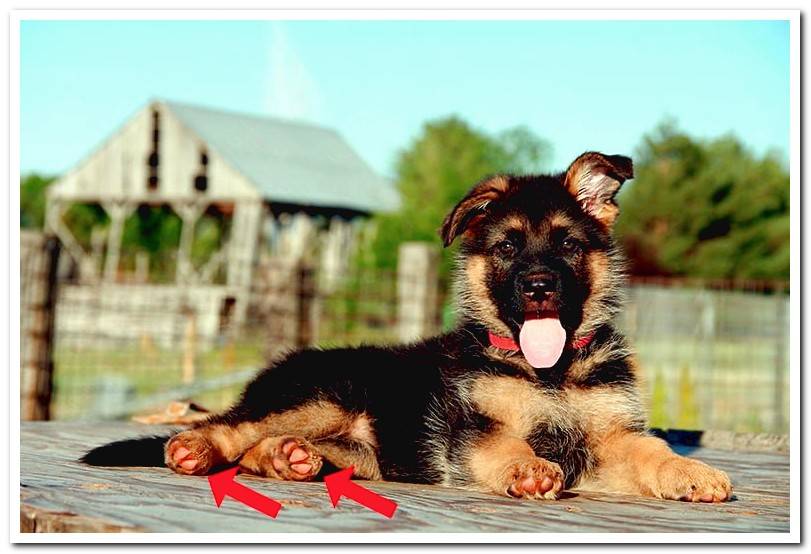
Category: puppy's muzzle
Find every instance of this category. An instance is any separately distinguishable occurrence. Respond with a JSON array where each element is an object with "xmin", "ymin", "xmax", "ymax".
[{"xmin": 521, "ymin": 274, "xmax": 557, "ymax": 301}]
